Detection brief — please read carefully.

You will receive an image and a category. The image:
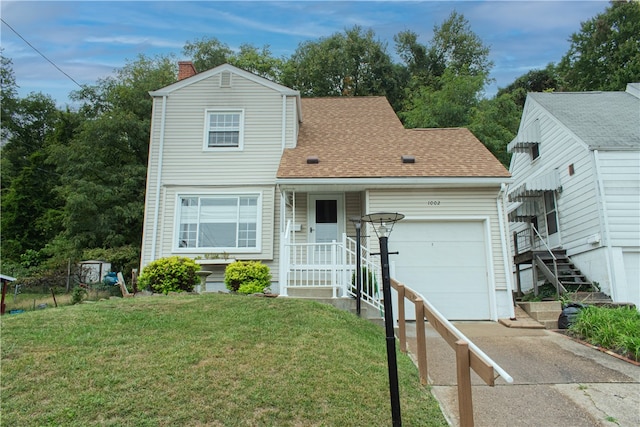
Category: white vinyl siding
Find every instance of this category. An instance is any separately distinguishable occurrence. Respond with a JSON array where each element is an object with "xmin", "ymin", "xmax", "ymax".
[
  {"xmin": 508, "ymin": 99, "xmax": 600, "ymax": 253},
  {"xmin": 141, "ymin": 69, "xmax": 299, "ymax": 269},
  {"xmin": 596, "ymin": 151, "xmax": 640, "ymax": 248},
  {"xmin": 155, "ymin": 75, "xmax": 289, "ymax": 187},
  {"xmin": 366, "ymin": 188, "xmax": 507, "ymax": 290}
]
